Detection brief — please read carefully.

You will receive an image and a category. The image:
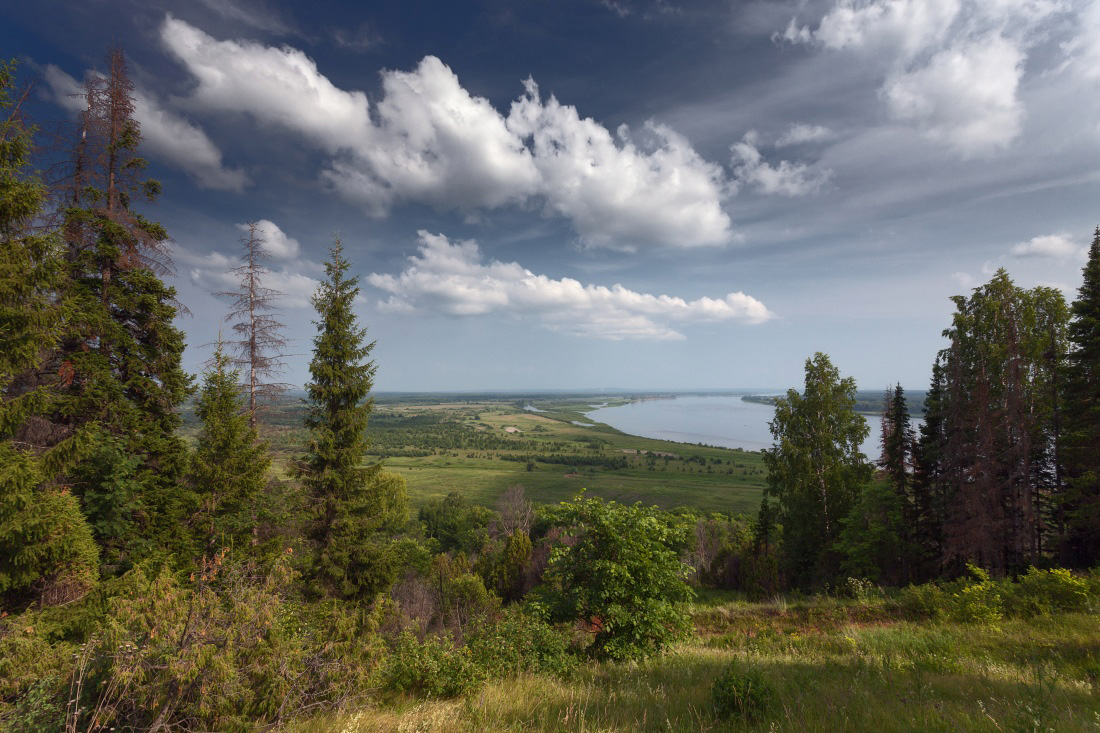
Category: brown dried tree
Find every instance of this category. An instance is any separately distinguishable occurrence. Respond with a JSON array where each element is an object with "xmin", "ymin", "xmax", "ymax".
[
  {"xmin": 67, "ymin": 47, "xmax": 172, "ymax": 278},
  {"xmin": 217, "ymin": 221, "xmax": 289, "ymax": 426}
]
